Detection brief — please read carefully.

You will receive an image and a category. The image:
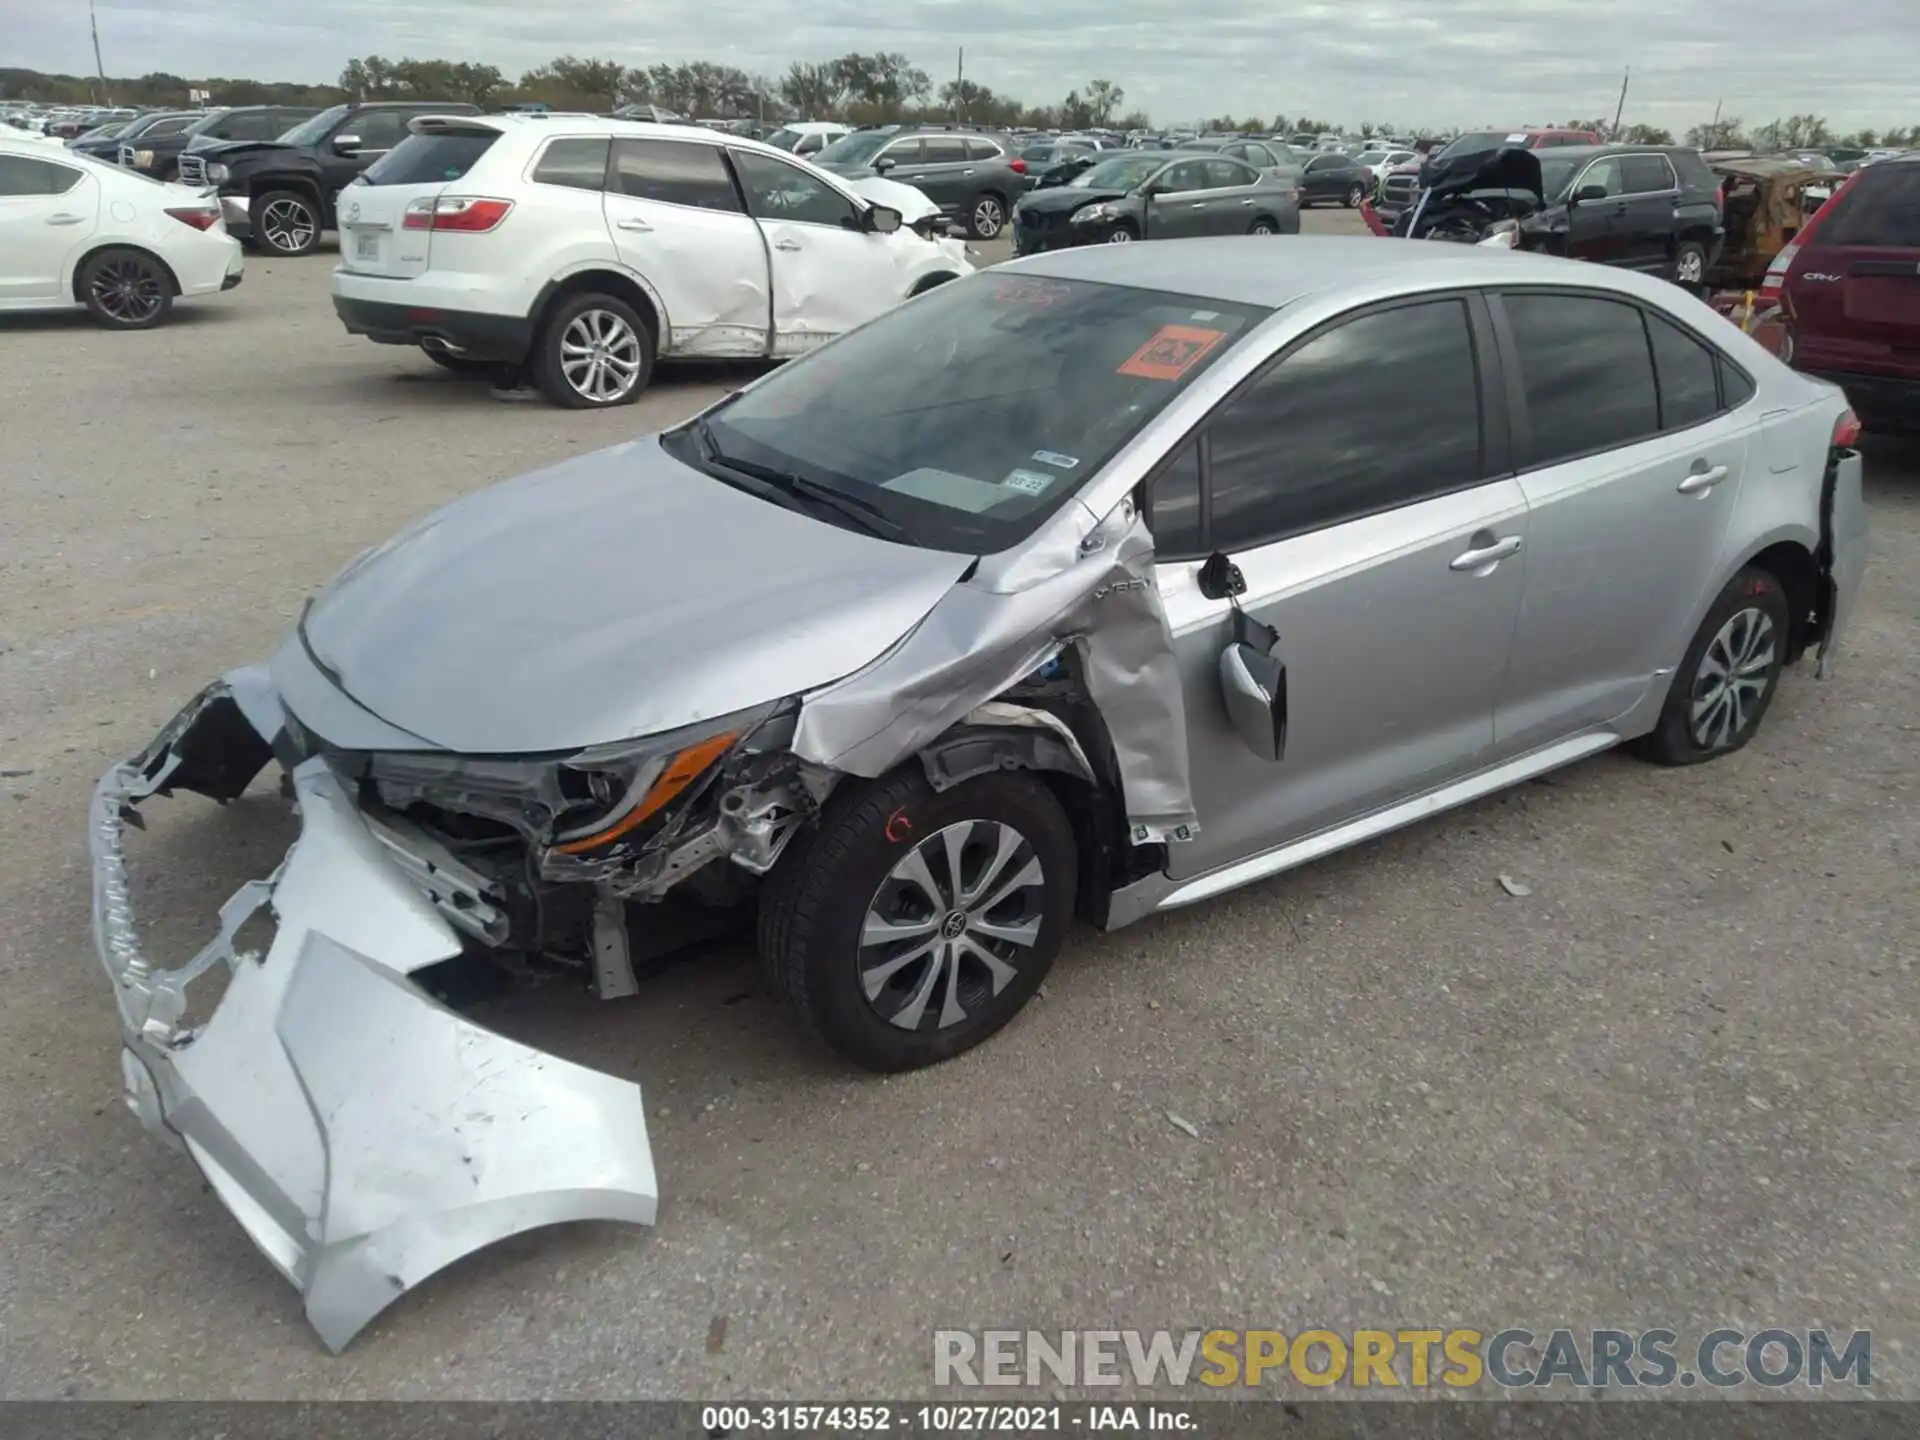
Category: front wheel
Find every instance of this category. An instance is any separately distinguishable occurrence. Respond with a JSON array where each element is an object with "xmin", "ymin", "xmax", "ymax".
[
  {"xmin": 759, "ymin": 769, "xmax": 1078, "ymax": 1072},
  {"xmin": 1105, "ymin": 223, "xmax": 1137, "ymax": 244},
  {"xmin": 969, "ymin": 193, "xmax": 1007, "ymax": 239},
  {"xmin": 1629, "ymin": 566, "xmax": 1790, "ymax": 766},
  {"xmin": 253, "ymin": 191, "xmax": 323, "ymax": 256},
  {"xmin": 530, "ymin": 292, "xmax": 654, "ymax": 409},
  {"xmin": 78, "ymin": 247, "xmax": 173, "ymax": 329}
]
